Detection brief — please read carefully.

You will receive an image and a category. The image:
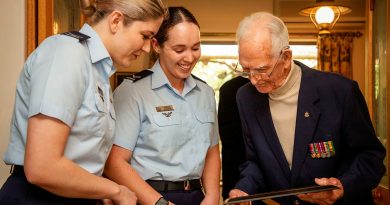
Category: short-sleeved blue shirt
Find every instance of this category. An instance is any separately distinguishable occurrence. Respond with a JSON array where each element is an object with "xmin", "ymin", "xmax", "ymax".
[
  {"xmin": 113, "ymin": 61, "xmax": 219, "ymax": 181},
  {"xmin": 3, "ymin": 24, "xmax": 116, "ymax": 175}
]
